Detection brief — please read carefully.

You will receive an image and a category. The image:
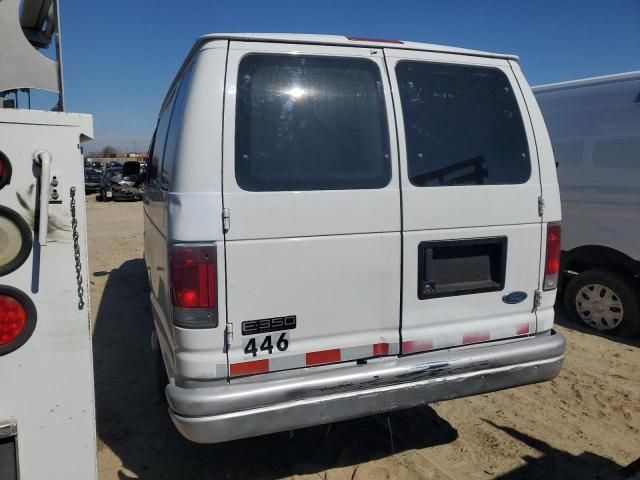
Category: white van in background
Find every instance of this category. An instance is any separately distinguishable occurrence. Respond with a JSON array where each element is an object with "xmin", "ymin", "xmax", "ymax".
[
  {"xmin": 534, "ymin": 72, "xmax": 640, "ymax": 337},
  {"xmin": 144, "ymin": 33, "xmax": 565, "ymax": 443}
]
